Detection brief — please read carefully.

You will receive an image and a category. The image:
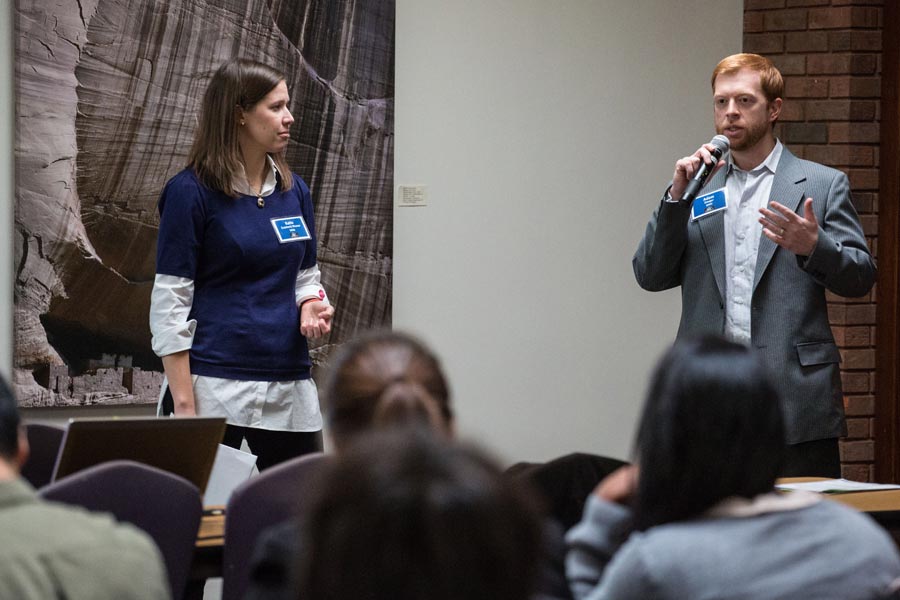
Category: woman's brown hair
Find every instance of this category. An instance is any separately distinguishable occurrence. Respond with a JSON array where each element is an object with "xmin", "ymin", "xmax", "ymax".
[
  {"xmin": 187, "ymin": 58, "xmax": 294, "ymax": 196},
  {"xmin": 324, "ymin": 330, "xmax": 453, "ymax": 450}
]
